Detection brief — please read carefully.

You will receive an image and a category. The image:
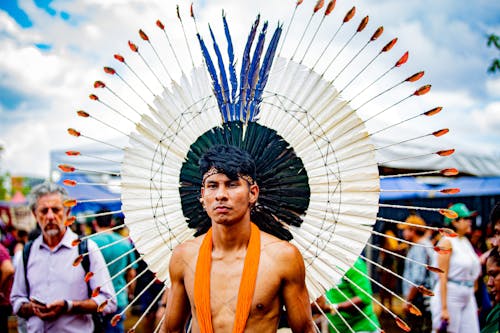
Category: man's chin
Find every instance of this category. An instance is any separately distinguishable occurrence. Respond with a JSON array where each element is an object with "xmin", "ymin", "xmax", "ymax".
[{"xmin": 45, "ymin": 229, "xmax": 62, "ymax": 237}]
